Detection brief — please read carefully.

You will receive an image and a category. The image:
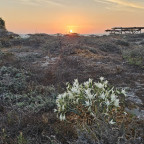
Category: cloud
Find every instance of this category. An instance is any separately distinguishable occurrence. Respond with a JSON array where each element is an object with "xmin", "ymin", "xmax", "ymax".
[
  {"xmin": 94, "ymin": 0, "xmax": 144, "ymax": 9},
  {"xmin": 15, "ymin": 0, "xmax": 64, "ymax": 7}
]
